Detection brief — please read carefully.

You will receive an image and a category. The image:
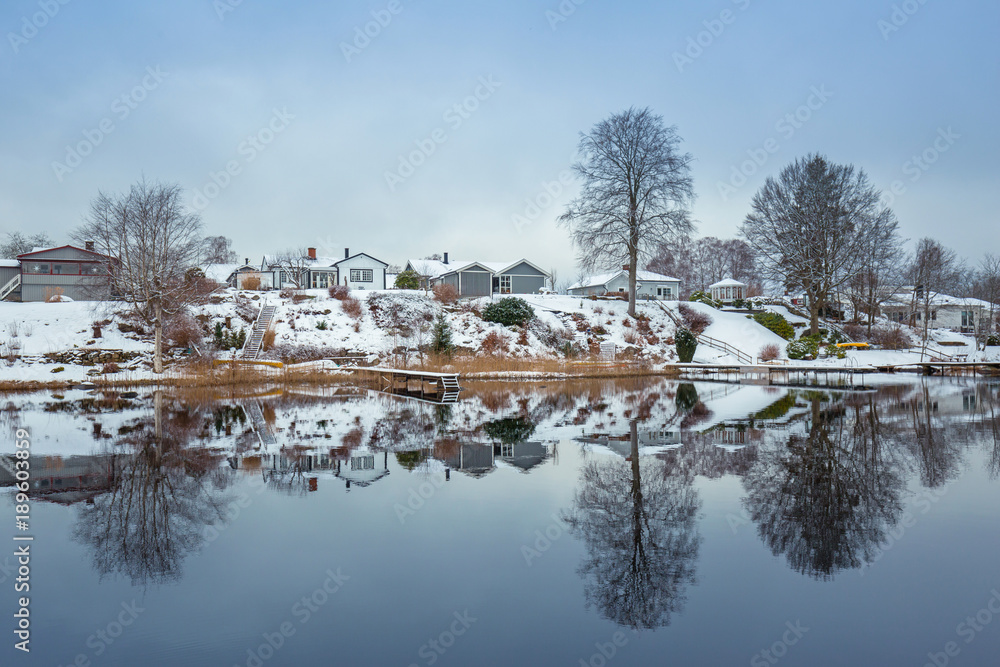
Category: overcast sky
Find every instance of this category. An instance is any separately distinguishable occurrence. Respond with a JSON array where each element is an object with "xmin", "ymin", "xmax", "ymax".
[{"xmin": 2, "ymin": 0, "xmax": 997, "ymax": 281}]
